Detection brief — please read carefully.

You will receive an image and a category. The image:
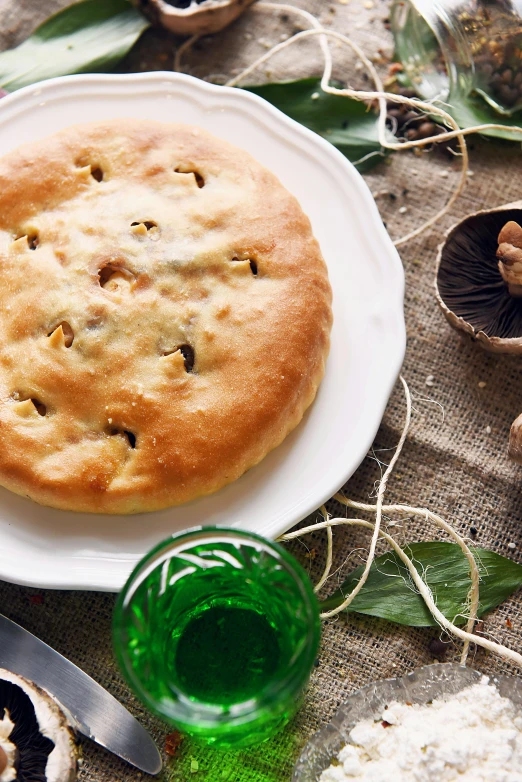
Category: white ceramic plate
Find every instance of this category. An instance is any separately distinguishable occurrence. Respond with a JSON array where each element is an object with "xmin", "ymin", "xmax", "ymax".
[{"xmin": 0, "ymin": 73, "xmax": 405, "ymax": 591}]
